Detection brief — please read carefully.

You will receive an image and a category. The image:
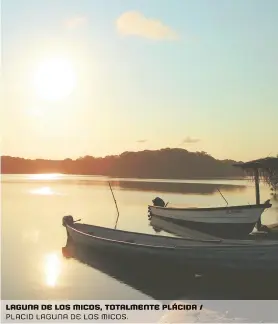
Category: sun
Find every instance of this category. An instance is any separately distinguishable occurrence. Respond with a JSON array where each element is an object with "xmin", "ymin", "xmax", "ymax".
[{"xmin": 33, "ymin": 57, "xmax": 76, "ymax": 101}]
